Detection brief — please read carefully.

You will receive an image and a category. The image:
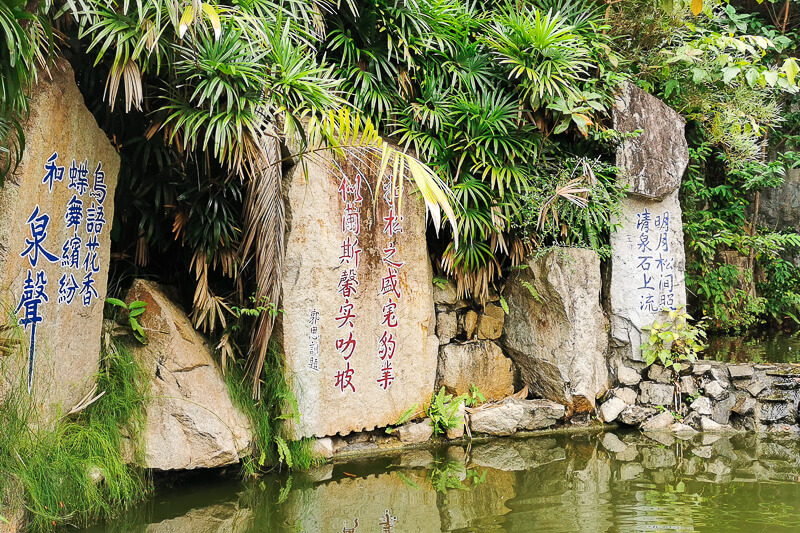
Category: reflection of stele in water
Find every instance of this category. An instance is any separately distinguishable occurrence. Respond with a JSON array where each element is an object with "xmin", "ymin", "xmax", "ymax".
[
  {"xmin": 341, "ymin": 518, "xmax": 358, "ymax": 533},
  {"xmin": 379, "ymin": 509, "xmax": 397, "ymax": 532}
]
